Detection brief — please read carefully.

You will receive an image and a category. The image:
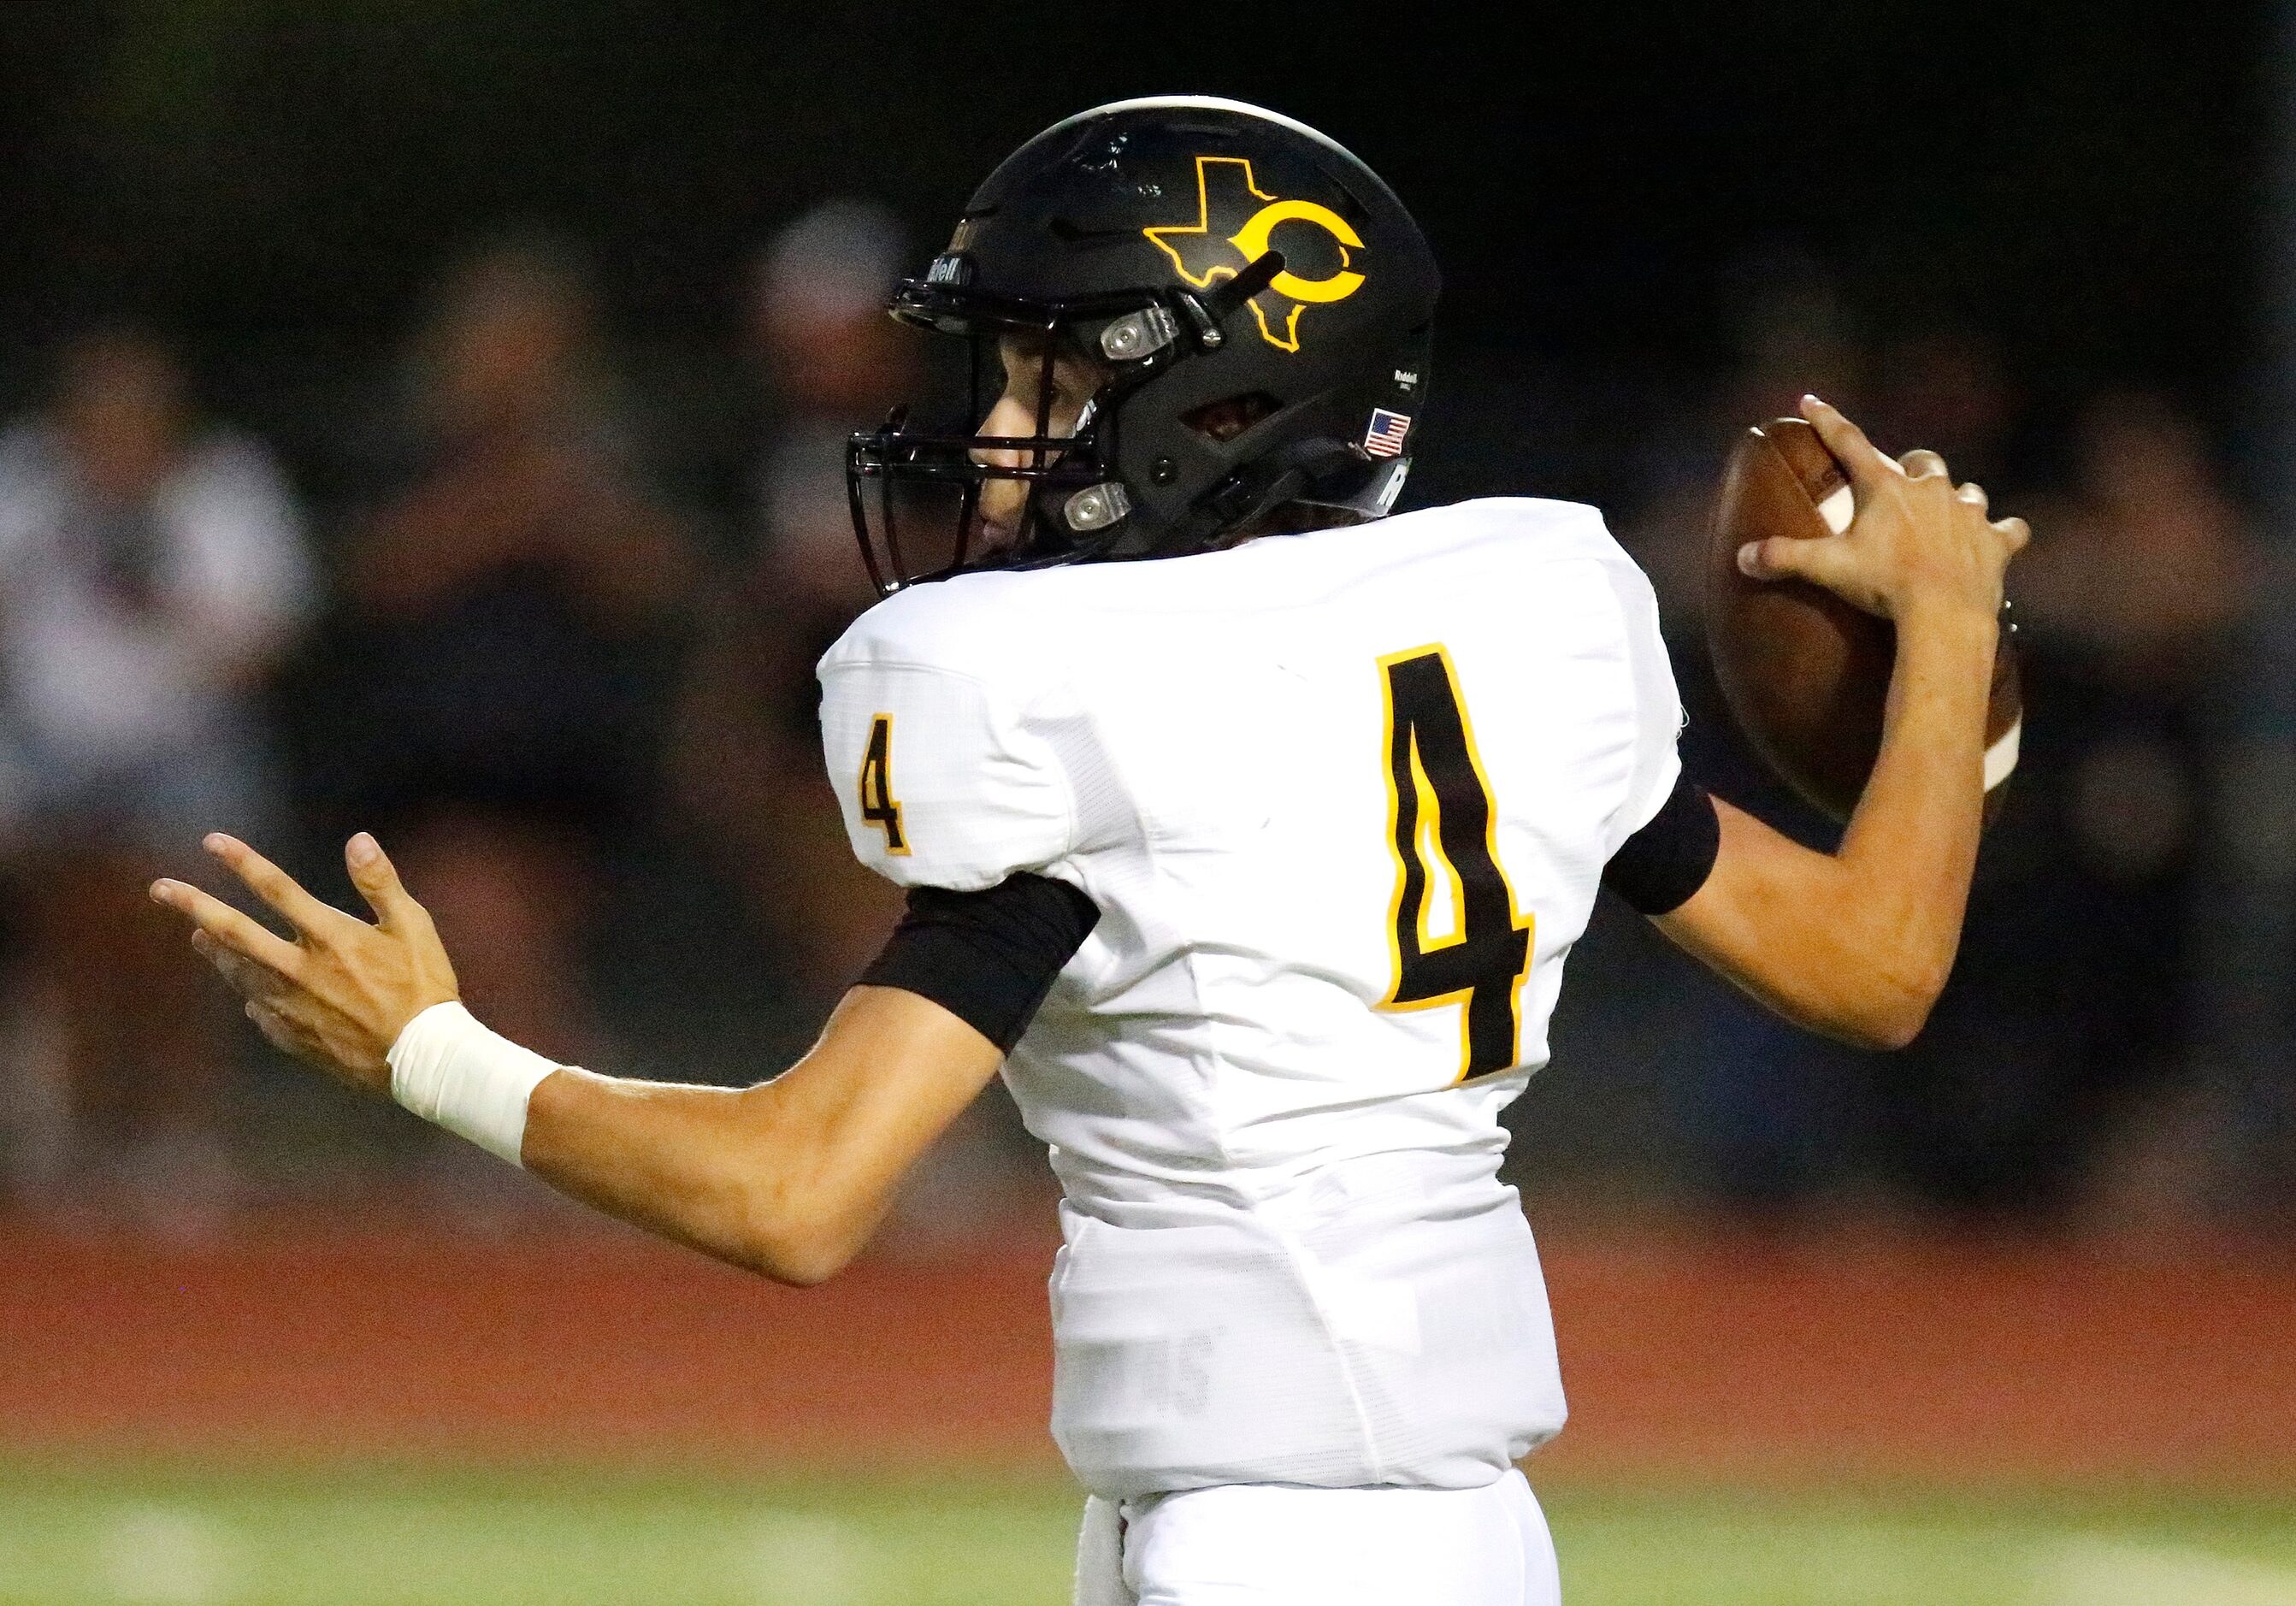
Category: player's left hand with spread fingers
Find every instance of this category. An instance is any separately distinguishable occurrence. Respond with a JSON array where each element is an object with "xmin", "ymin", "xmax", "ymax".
[{"xmin": 150, "ymin": 832, "xmax": 459, "ymax": 1094}]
